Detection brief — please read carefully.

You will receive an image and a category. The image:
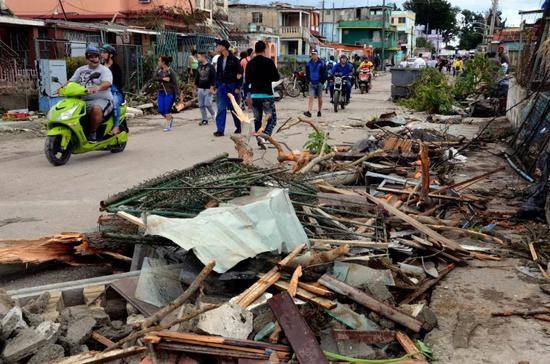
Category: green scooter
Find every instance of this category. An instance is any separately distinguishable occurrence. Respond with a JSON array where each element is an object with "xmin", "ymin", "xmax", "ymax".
[{"xmin": 45, "ymin": 74, "xmax": 128, "ymax": 166}]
